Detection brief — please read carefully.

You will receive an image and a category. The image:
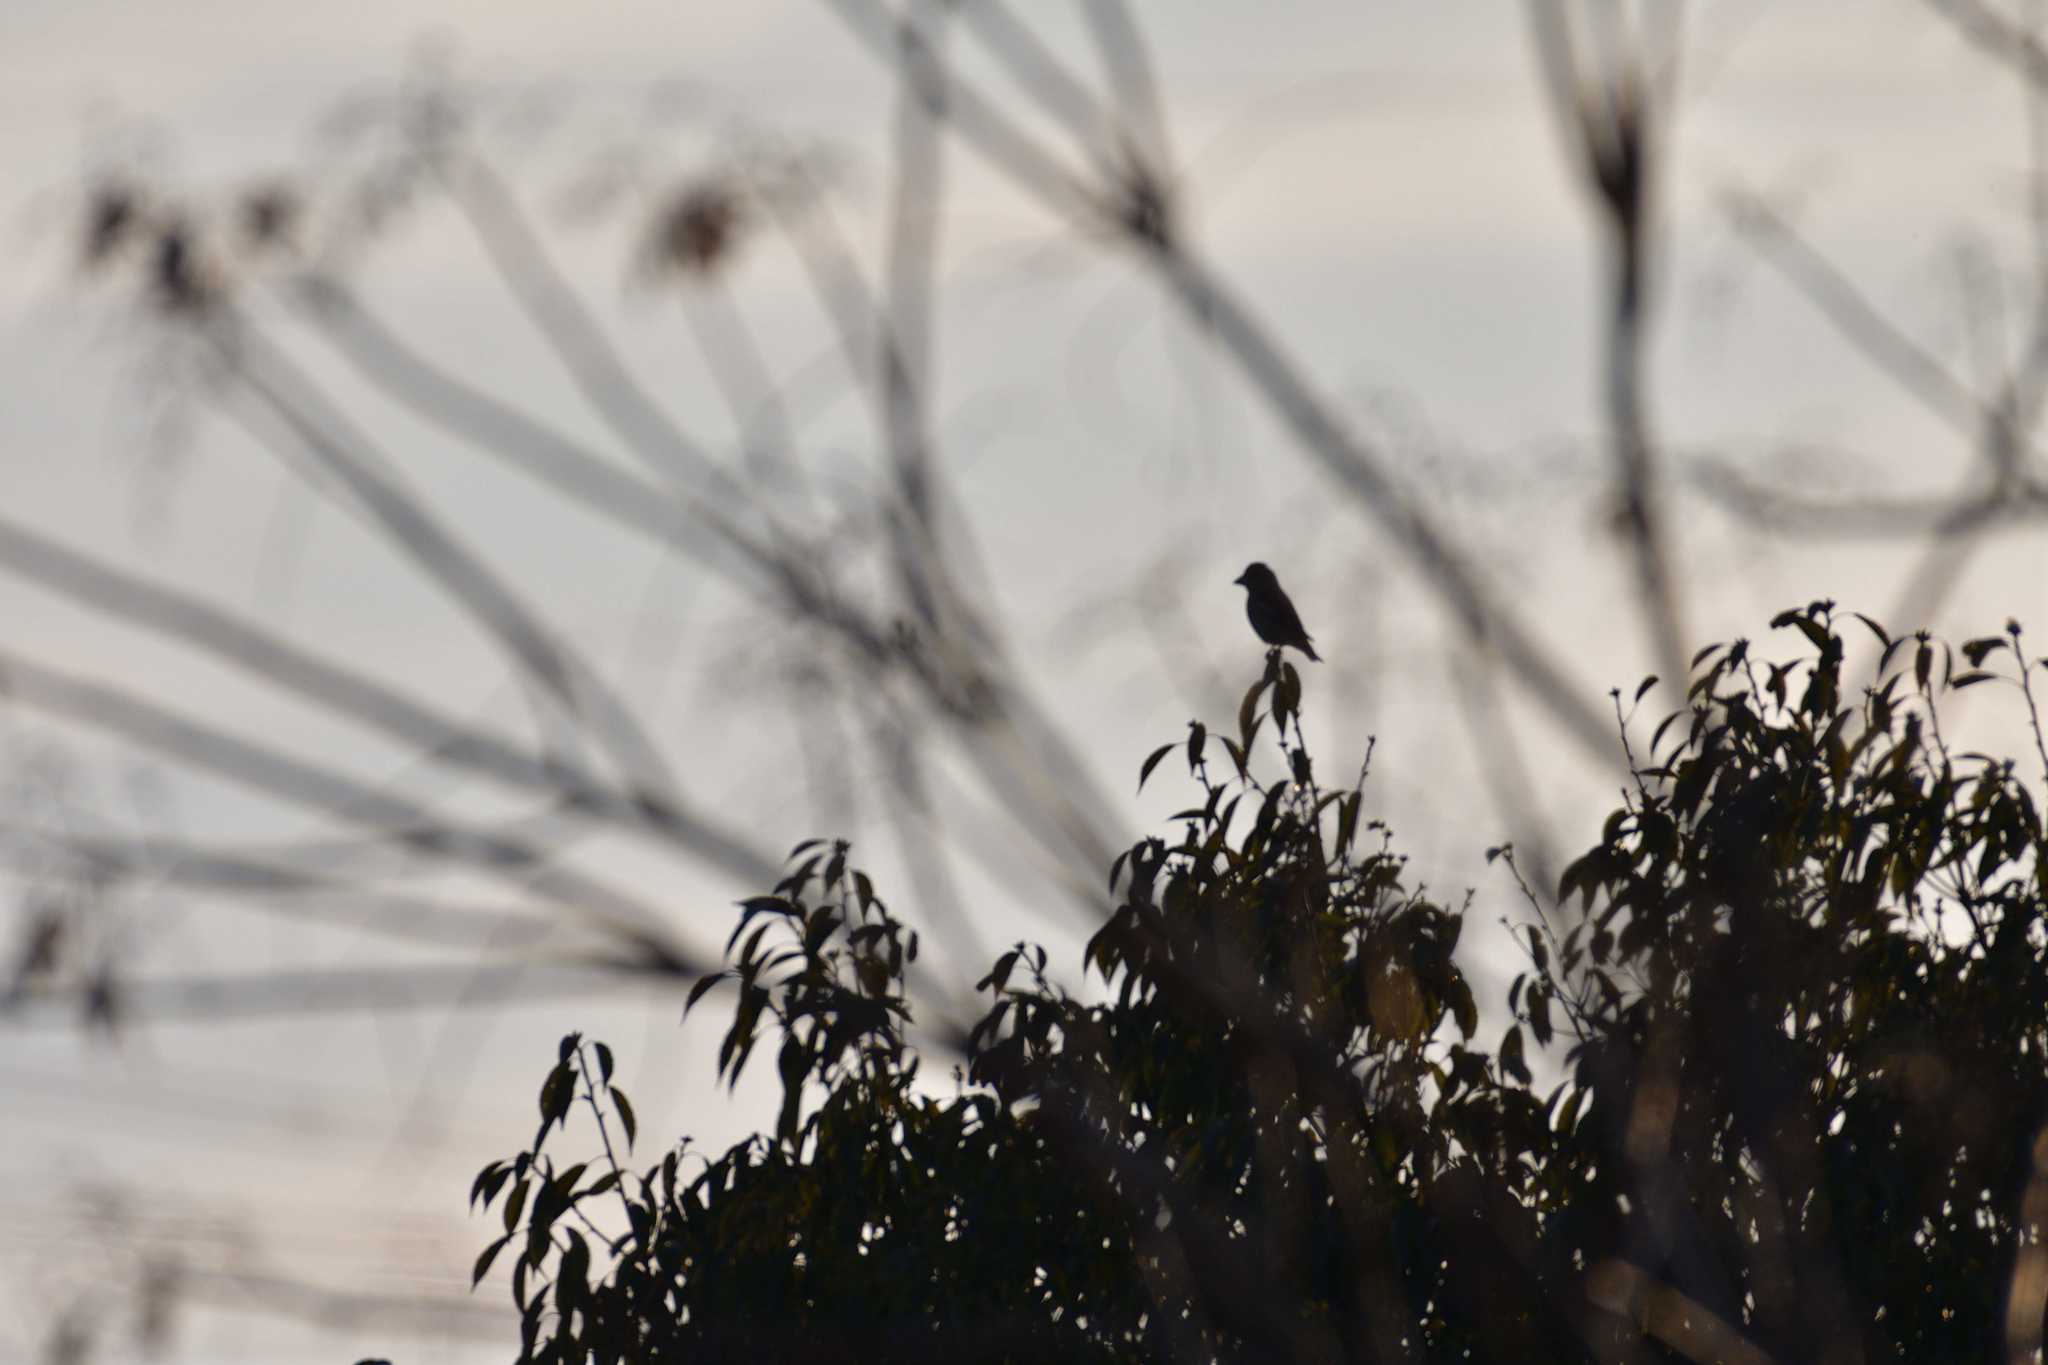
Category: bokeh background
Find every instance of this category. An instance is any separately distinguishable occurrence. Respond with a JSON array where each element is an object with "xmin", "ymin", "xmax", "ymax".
[{"xmin": 4, "ymin": 2, "xmax": 2045, "ymax": 1360}]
